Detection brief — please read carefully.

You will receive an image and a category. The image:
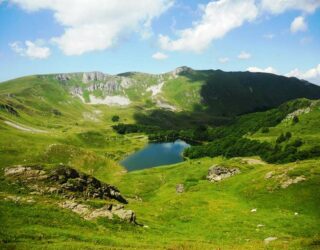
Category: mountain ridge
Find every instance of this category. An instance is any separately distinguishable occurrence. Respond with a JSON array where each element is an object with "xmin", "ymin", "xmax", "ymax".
[{"xmin": 1, "ymin": 66, "xmax": 320, "ymax": 117}]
